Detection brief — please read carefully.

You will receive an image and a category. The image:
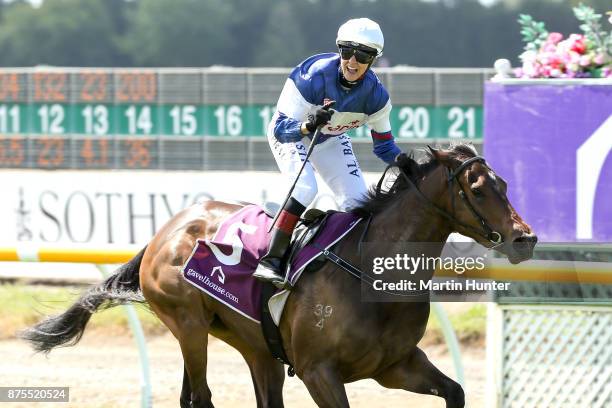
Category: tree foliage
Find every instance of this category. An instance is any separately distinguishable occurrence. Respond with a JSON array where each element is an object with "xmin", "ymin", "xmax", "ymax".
[
  {"xmin": 0, "ymin": 0, "xmax": 608, "ymax": 67},
  {"xmin": 0, "ymin": 0, "xmax": 123, "ymax": 66}
]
